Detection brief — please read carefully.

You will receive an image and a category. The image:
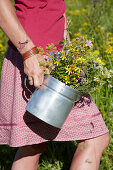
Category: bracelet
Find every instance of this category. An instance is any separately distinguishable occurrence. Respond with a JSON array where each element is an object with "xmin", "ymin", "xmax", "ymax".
[{"xmin": 22, "ymin": 46, "xmax": 39, "ymax": 61}]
